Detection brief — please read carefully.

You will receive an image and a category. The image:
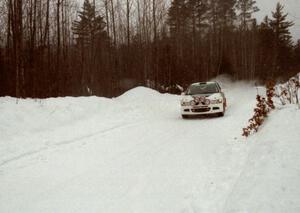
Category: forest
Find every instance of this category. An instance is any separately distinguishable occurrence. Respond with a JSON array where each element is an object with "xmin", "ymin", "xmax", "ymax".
[{"xmin": 0, "ymin": 0, "xmax": 300, "ymax": 98}]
